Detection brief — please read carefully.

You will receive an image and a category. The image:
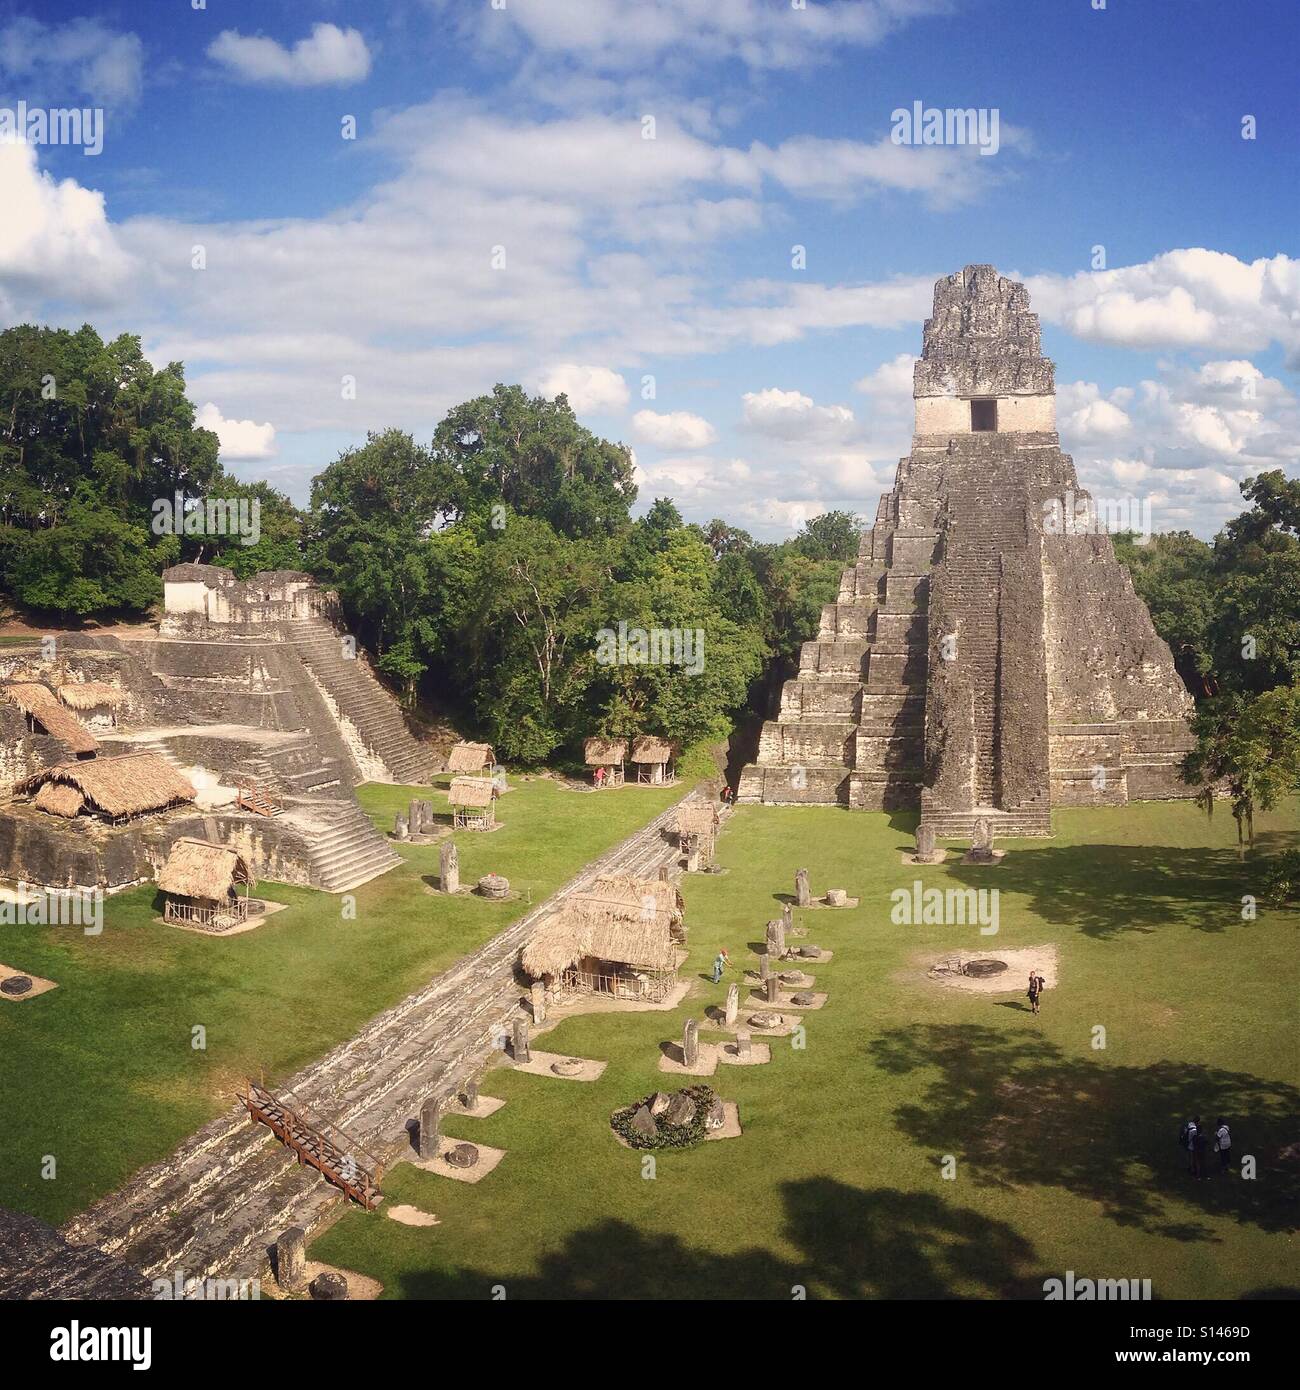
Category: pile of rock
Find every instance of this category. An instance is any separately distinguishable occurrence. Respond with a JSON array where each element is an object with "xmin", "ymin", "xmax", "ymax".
[{"xmin": 613, "ymin": 1085, "xmax": 723, "ymax": 1149}]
